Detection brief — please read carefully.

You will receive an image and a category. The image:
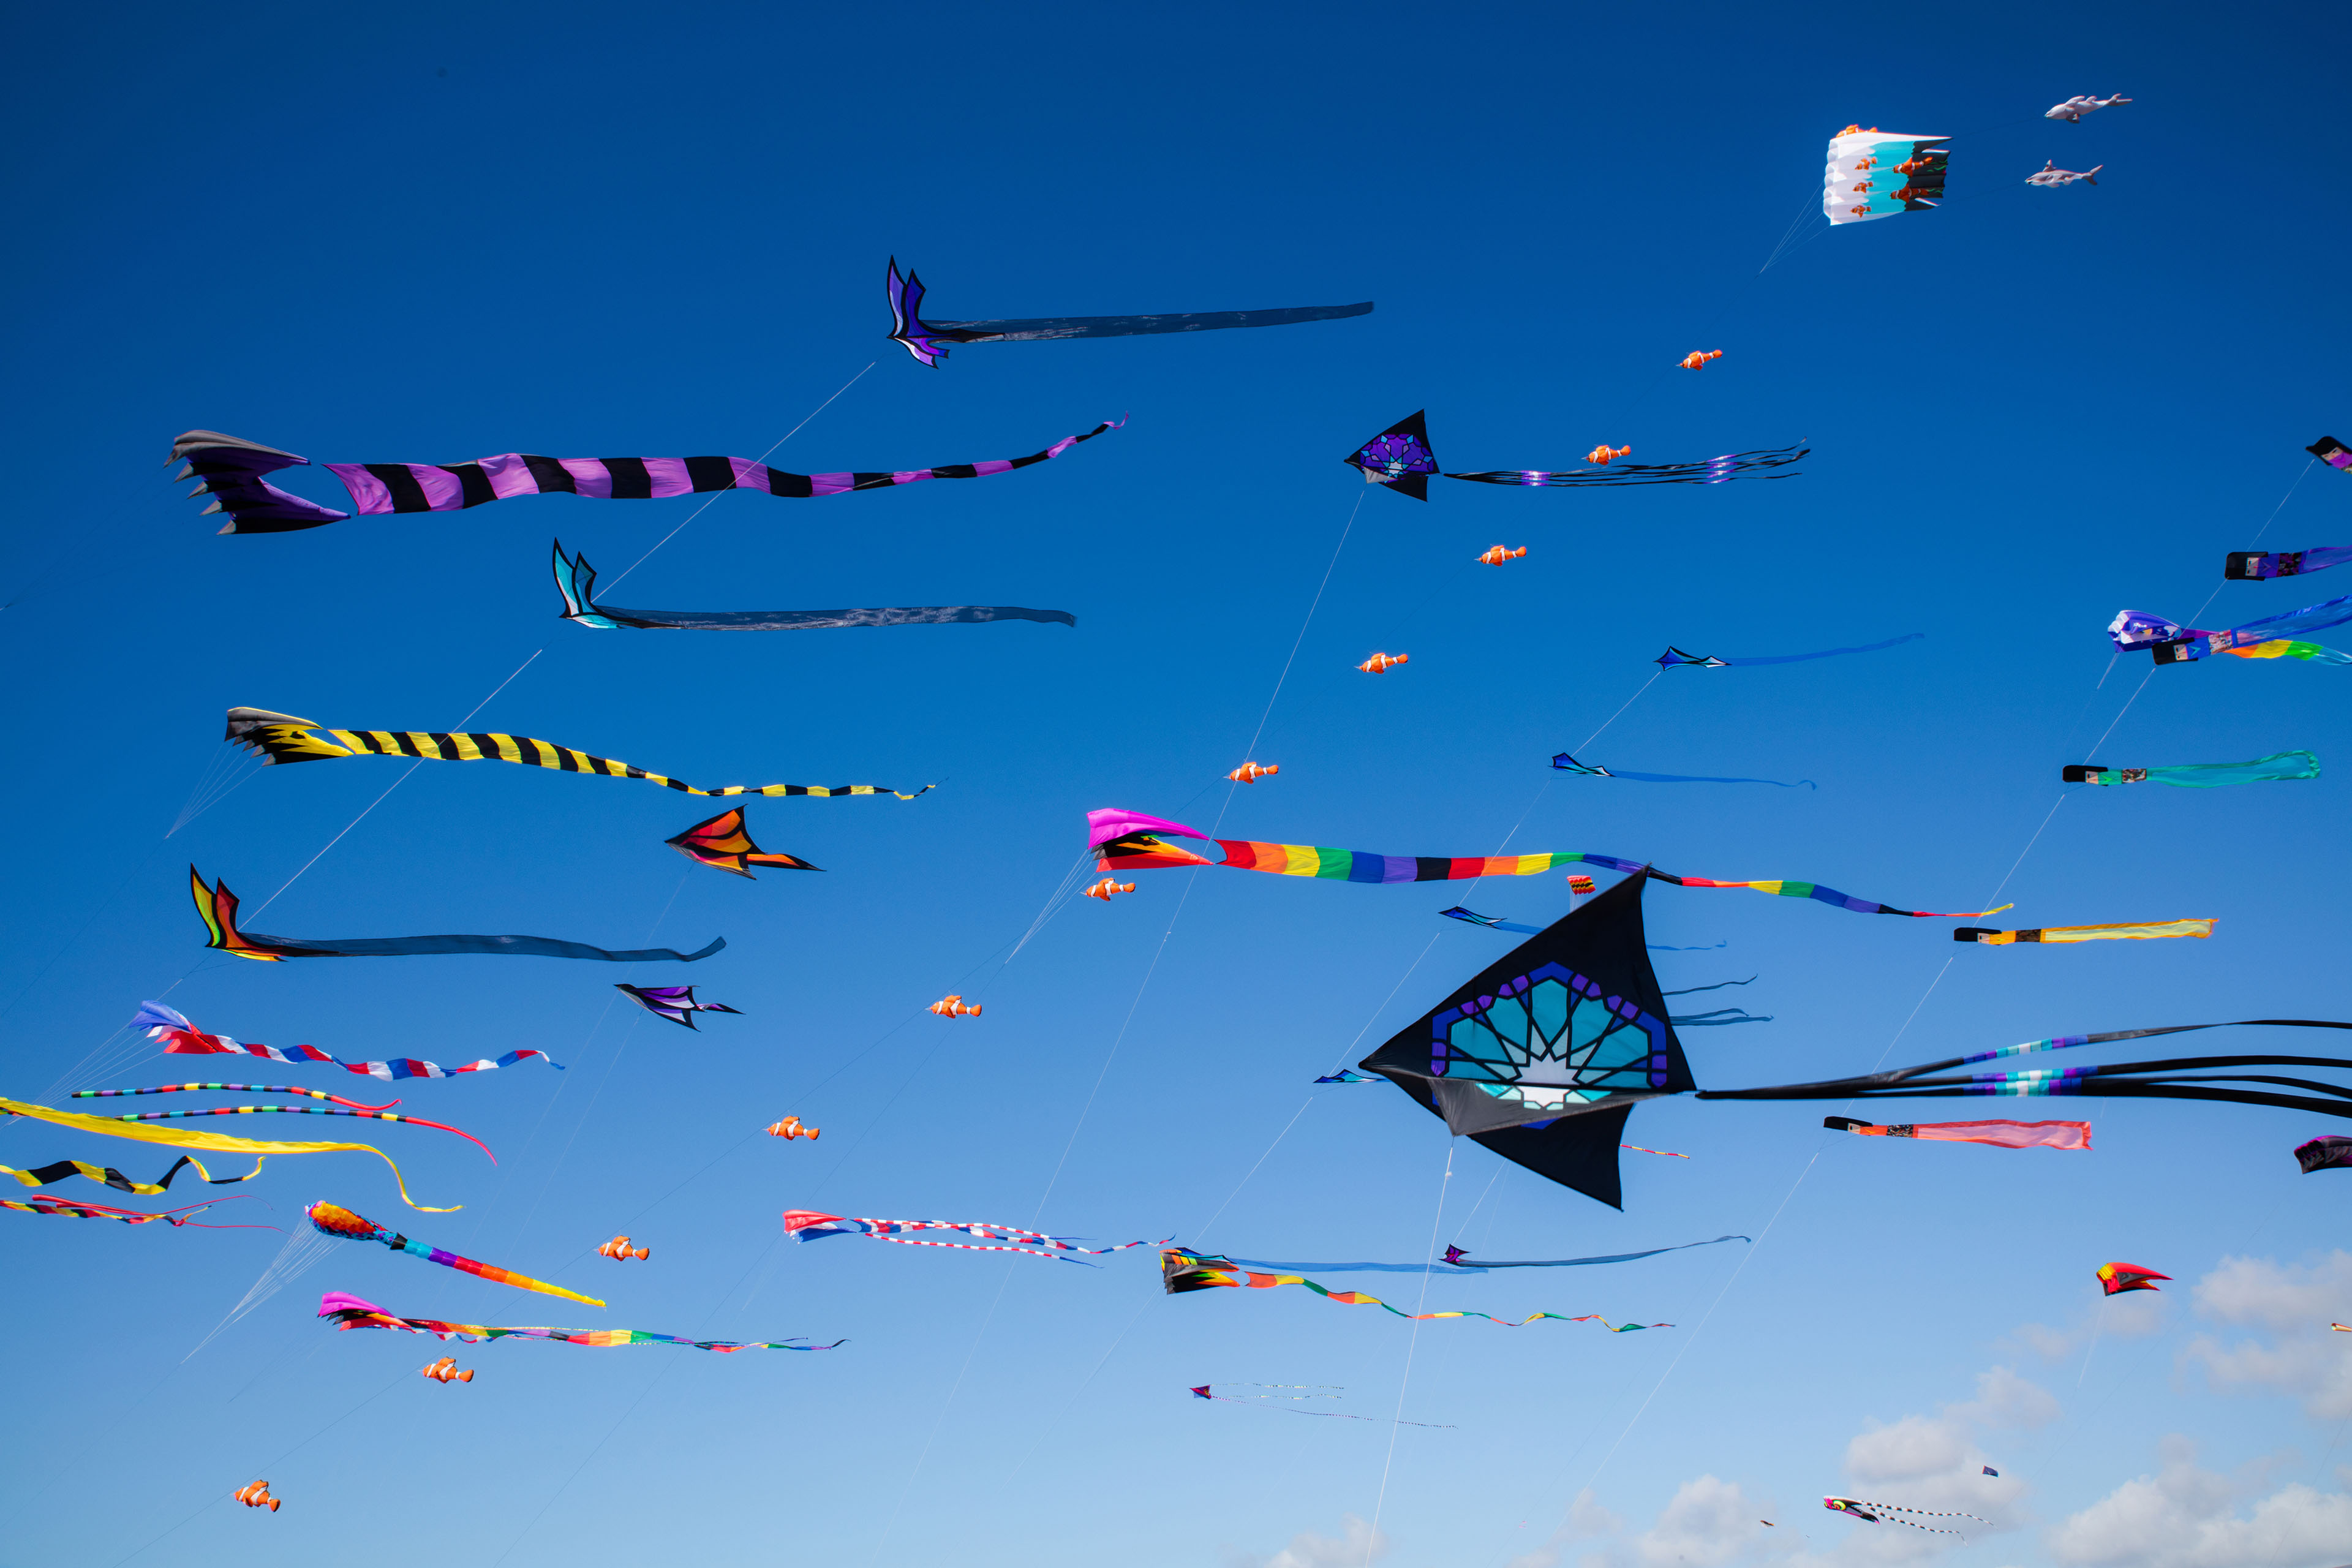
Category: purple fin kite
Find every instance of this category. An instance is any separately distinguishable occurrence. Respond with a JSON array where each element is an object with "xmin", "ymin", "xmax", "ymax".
[
  {"xmin": 616, "ymin": 985, "xmax": 742, "ymax": 1030},
  {"xmin": 884, "ymin": 258, "xmax": 1370, "ymax": 368},
  {"xmin": 169, "ymin": 418, "xmax": 1121, "ymax": 535},
  {"xmin": 1345, "ymin": 410, "xmax": 1806, "ymax": 502}
]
